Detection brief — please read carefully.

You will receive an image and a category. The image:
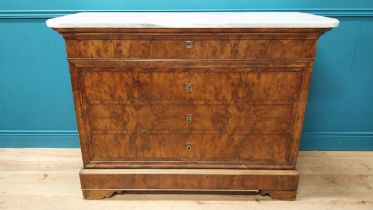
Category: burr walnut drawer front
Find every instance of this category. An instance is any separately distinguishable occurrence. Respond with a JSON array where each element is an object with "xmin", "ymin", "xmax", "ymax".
[
  {"xmin": 66, "ymin": 38, "xmax": 307, "ymax": 59},
  {"xmin": 81, "ymin": 68, "xmax": 300, "ymax": 166},
  {"xmin": 90, "ymin": 133, "xmax": 289, "ymax": 163},
  {"xmin": 88, "ymin": 104, "xmax": 293, "ymax": 134},
  {"xmin": 81, "ymin": 69, "xmax": 302, "ymax": 104}
]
